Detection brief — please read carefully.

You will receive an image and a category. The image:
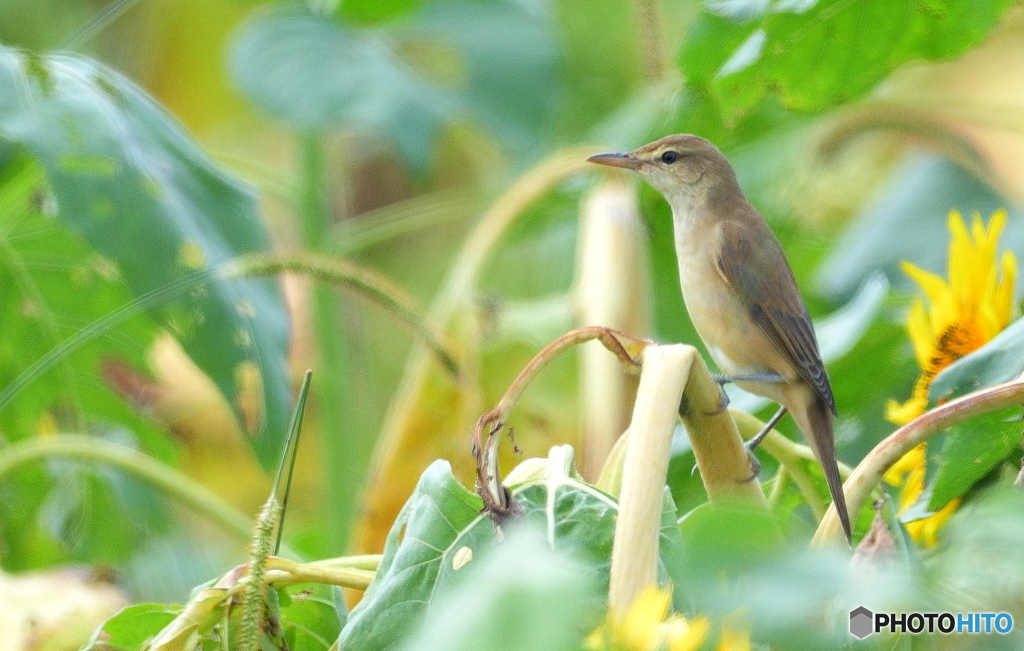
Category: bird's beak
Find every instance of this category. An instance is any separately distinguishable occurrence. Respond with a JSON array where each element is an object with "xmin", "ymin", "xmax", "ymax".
[{"xmin": 586, "ymin": 152, "xmax": 643, "ymax": 170}]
